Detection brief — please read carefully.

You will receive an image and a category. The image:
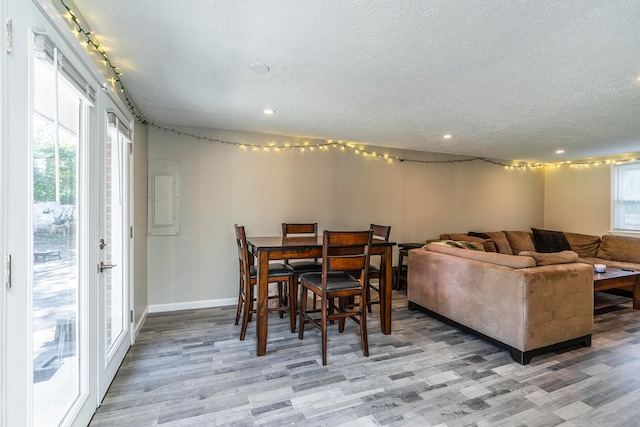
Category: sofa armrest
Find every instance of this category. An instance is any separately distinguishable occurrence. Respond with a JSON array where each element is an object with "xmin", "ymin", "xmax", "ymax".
[{"xmin": 519, "ymin": 263, "xmax": 594, "ymax": 351}]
